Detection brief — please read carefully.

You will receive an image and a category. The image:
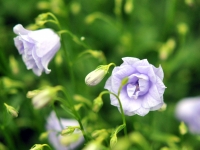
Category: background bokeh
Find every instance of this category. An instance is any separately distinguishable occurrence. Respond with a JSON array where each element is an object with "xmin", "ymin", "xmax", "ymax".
[{"xmin": 1, "ymin": 0, "xmax": 200, "ymax": 149}]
